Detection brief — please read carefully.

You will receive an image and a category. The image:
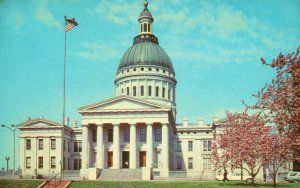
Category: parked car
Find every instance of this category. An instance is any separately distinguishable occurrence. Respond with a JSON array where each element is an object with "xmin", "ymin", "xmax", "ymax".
[
  {"xmin": 285, "ymin": 171, "xmax": 300, "ymax": 183},
  {"xmin": 216, "ymin": 172, "xmax": 254, "ymax": 182}
]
